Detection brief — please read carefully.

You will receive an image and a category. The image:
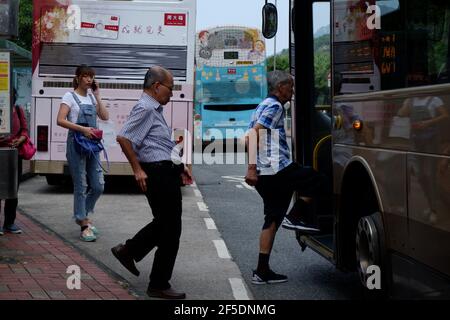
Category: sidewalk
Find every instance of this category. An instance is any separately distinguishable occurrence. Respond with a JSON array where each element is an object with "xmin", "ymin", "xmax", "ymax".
[
  {"xmin": 0, "ymin": 212, "xmax": 137, "ymax": 300},
  {"xmin": 16, "ymin": 176, "xmax": 252, "ymax": 300}
]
